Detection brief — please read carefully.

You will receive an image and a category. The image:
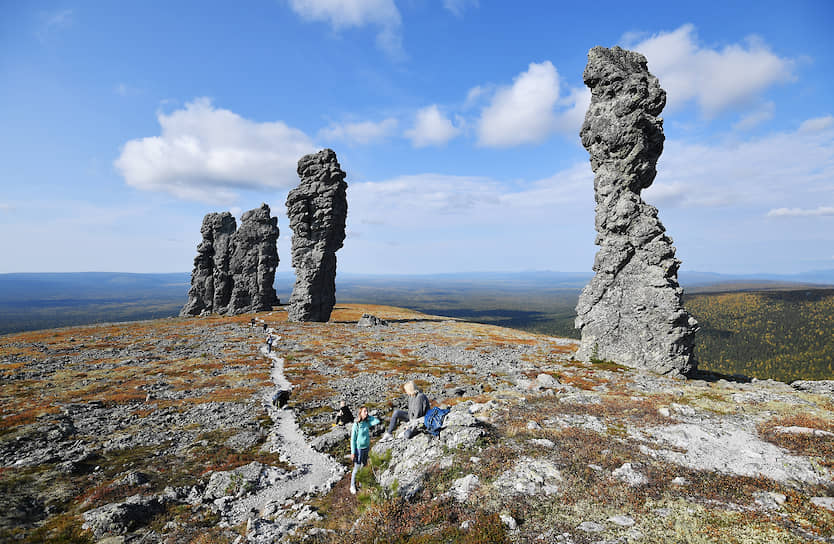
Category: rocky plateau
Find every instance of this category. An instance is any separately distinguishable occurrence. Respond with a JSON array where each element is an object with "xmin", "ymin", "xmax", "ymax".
[{"xmin": 1, "ymin": 304, "xmax": 833, "ymax": 543}]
